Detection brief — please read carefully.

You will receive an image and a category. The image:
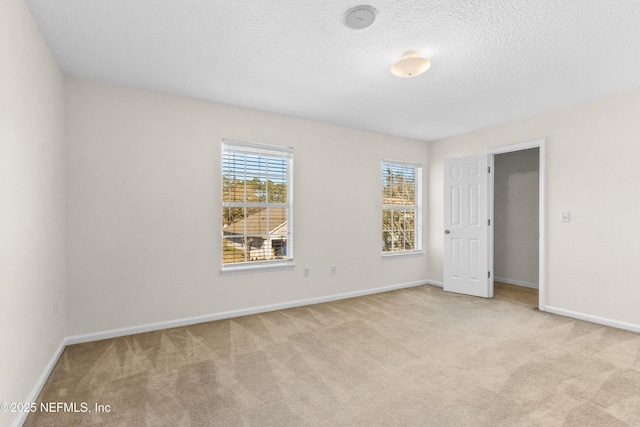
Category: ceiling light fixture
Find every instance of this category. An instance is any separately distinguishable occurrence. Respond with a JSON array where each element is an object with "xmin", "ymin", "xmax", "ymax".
[
  {"xmin": 344, "ymin": 5, "xmax": 378, "ymax": 30},
  {"xmin": 390, "ymin": 50, "xmax": 431, "ymax": 78}
]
